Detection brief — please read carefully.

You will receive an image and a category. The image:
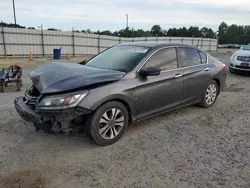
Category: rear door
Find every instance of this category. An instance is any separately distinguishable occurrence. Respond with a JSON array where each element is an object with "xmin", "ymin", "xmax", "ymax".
[
  {"xmin": 135, "ymin": 47, "xmax": 184, "ymax": 119},
  {"xmin": 177, "ymin": 47, "xmax": 212, "ymax": 104}
]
